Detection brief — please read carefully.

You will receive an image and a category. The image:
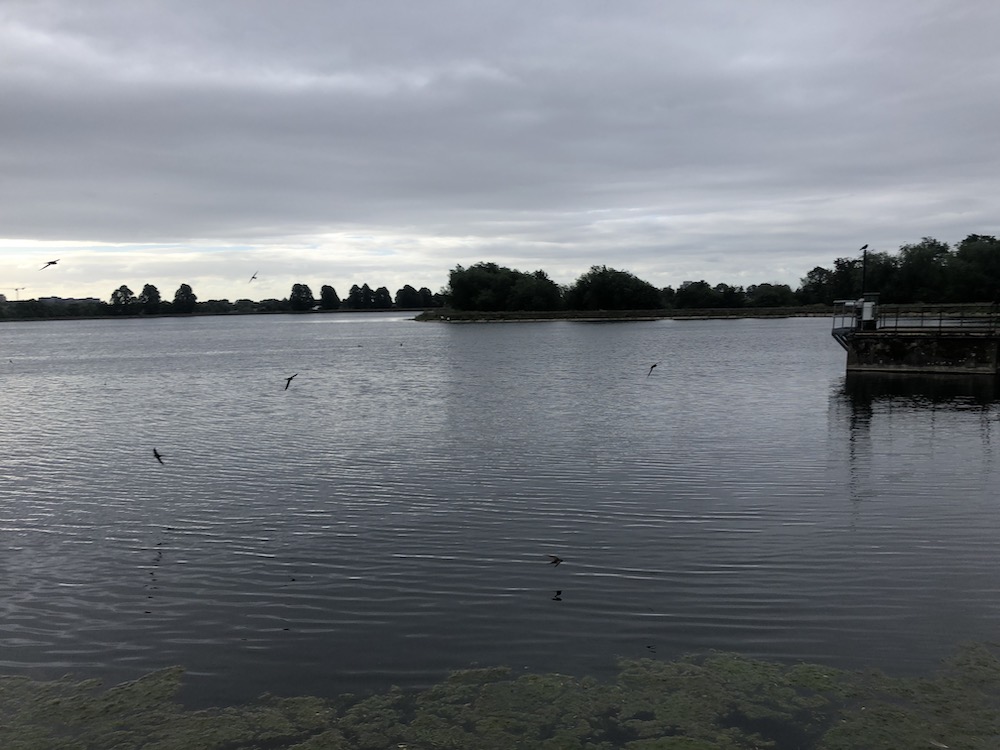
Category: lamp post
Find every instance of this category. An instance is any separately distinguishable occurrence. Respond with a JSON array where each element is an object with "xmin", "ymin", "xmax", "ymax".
[{"xmin": 859, "ymin": 244, "xmax": 868, "ymax": 295}]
